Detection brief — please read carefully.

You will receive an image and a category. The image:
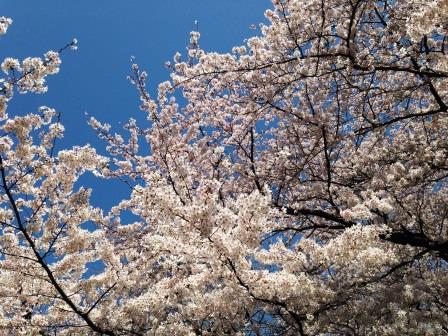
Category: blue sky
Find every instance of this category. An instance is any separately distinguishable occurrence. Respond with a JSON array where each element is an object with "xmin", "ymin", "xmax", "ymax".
[{"xmin": 2, "ymin": 1, "xmax": 271, "ymax": 208}]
